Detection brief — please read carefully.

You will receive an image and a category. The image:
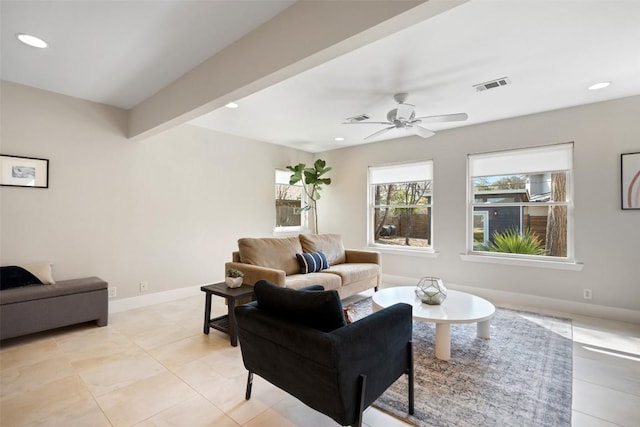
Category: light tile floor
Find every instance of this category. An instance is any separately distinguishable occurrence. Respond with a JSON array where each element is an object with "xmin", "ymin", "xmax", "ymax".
[{"xmin": 1, "ymin": 290, "xmax": 639, "ymax": 426}]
